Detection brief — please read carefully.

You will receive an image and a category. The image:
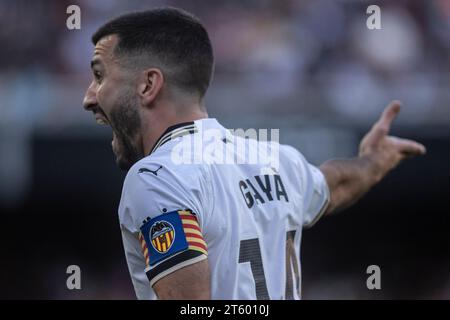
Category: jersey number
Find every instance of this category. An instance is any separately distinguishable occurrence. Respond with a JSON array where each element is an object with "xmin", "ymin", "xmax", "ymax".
[{"xmin": 238, "ymin": 230, "xmax": 300, "ymax": 300}]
